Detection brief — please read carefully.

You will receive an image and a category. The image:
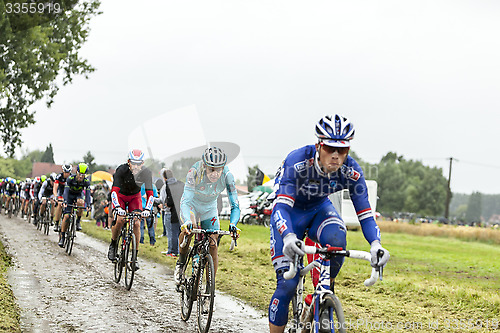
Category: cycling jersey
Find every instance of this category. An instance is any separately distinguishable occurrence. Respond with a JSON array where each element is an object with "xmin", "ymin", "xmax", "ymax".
[
  {"xmin": 5, "ymin": 182, "xmax": 17, "ymax": 196},
  {"xmin": 111, "ymin": 164, "xmax": 153, "ymax": 212},
  {"xmin": 54, "ymin": 172, "xmax": 68, "ymax": 197},
  {"xmin": 38, "ymin": 180, "xmax": 54, "ymax": 200},
  {"xmin": 63, "ymin": 175, "xmax": 91, "ymax": 206},
  {"xmin": 180, "ymin": 161, "xmax": 240, "ymax": 229},
  {"xmin": 271, "ymin": 144, "xmax": 380, "ymax": 243}
]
